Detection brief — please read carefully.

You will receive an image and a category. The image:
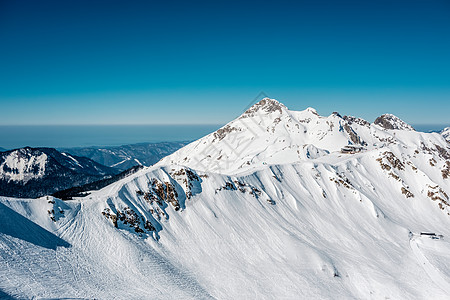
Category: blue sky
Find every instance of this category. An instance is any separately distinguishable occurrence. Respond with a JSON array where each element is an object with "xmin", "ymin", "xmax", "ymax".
[{"xmin": 0, "ymin": 0, "xmax": 449, "ymax": 125}]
